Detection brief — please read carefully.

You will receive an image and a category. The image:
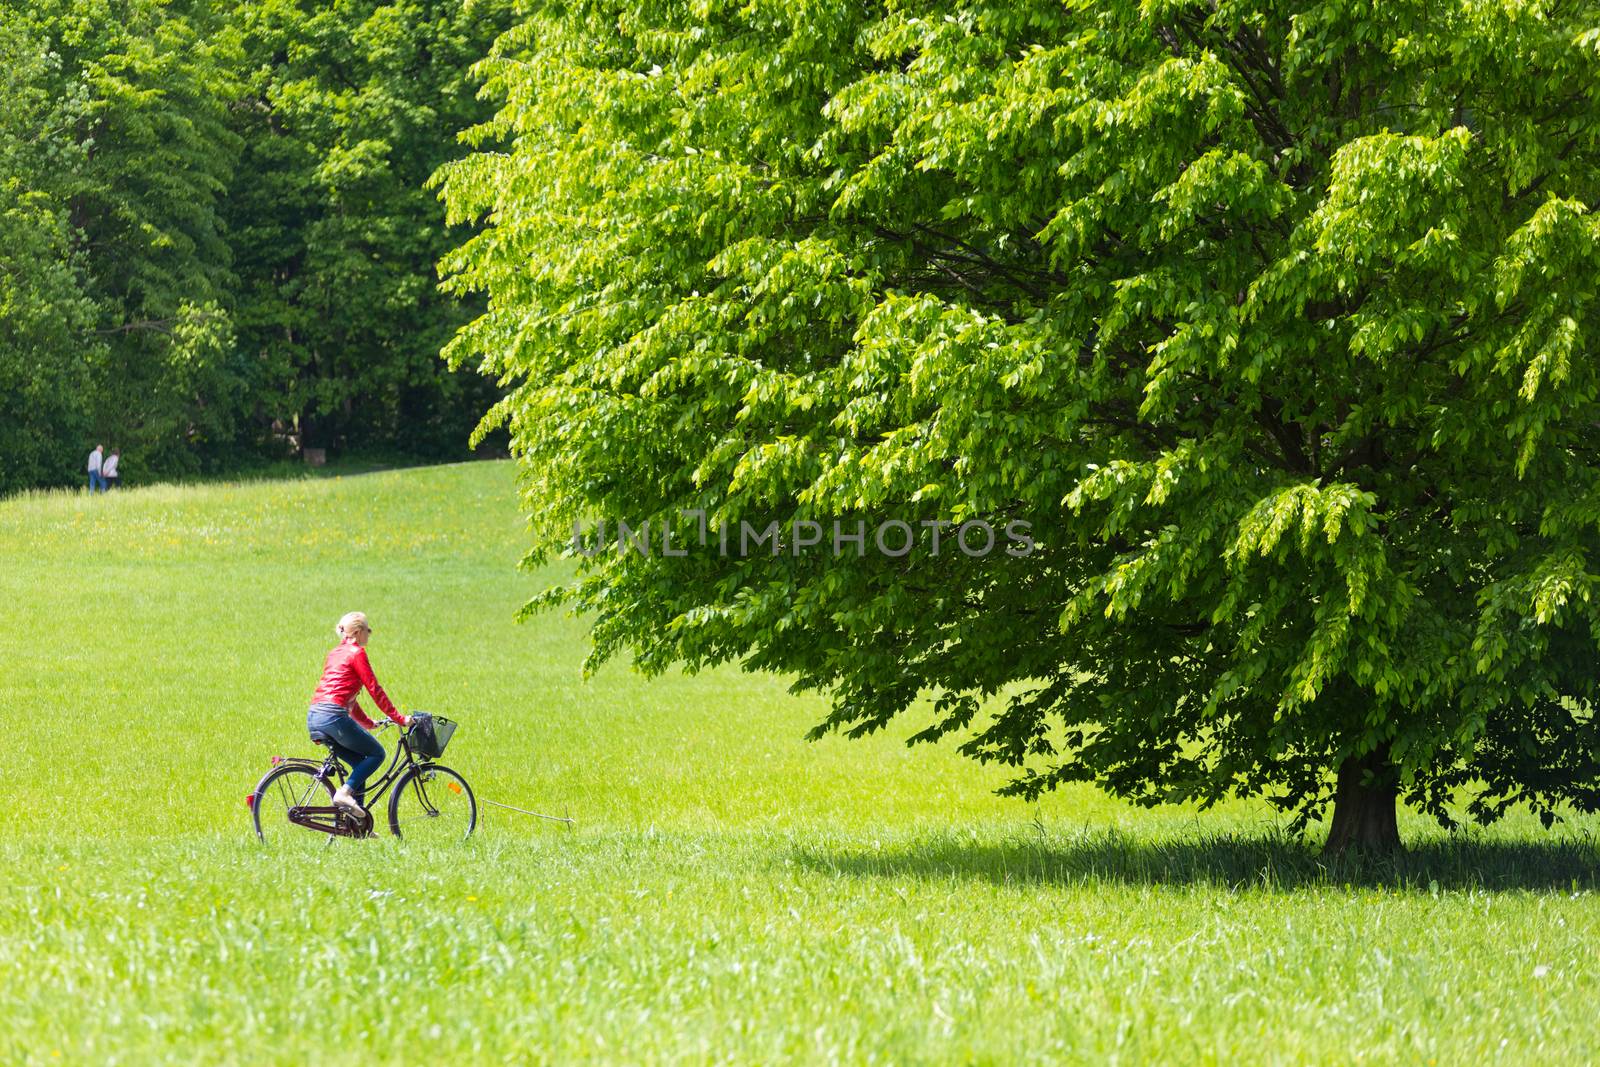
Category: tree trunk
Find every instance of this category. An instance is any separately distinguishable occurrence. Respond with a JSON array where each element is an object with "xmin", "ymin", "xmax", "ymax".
[{"xmin": 1321, "ymin": 743, "xmax": 1402, "ymax": 856}]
